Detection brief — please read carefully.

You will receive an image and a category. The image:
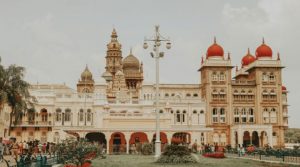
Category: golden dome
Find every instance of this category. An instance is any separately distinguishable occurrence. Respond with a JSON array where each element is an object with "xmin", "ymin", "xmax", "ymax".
[
  {"xmin": 123, "ymin": 49, "xmax": 140, "ymax": 70},
  {"xmin": 81, "ymin": 65, "xmax": 93, "ymax": 81}
]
